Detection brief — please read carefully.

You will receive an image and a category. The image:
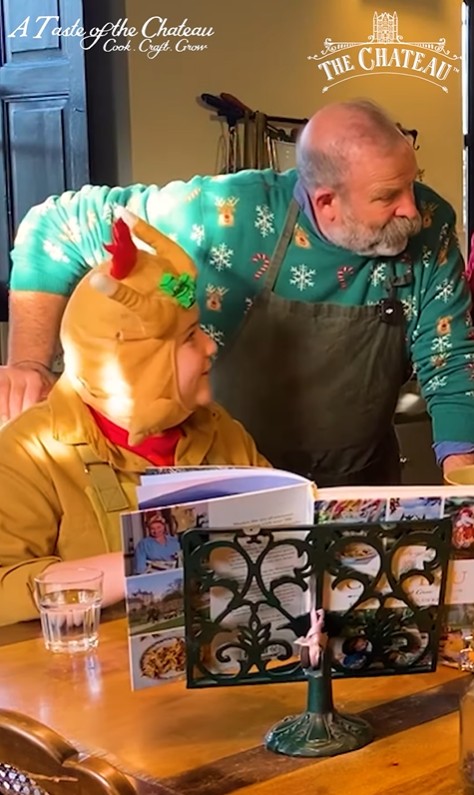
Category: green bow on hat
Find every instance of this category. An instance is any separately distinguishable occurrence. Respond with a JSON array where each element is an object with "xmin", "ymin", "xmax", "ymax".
[{"xmin": 159, "ymin": 272, "xmax": 197, "ymax": 309}]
